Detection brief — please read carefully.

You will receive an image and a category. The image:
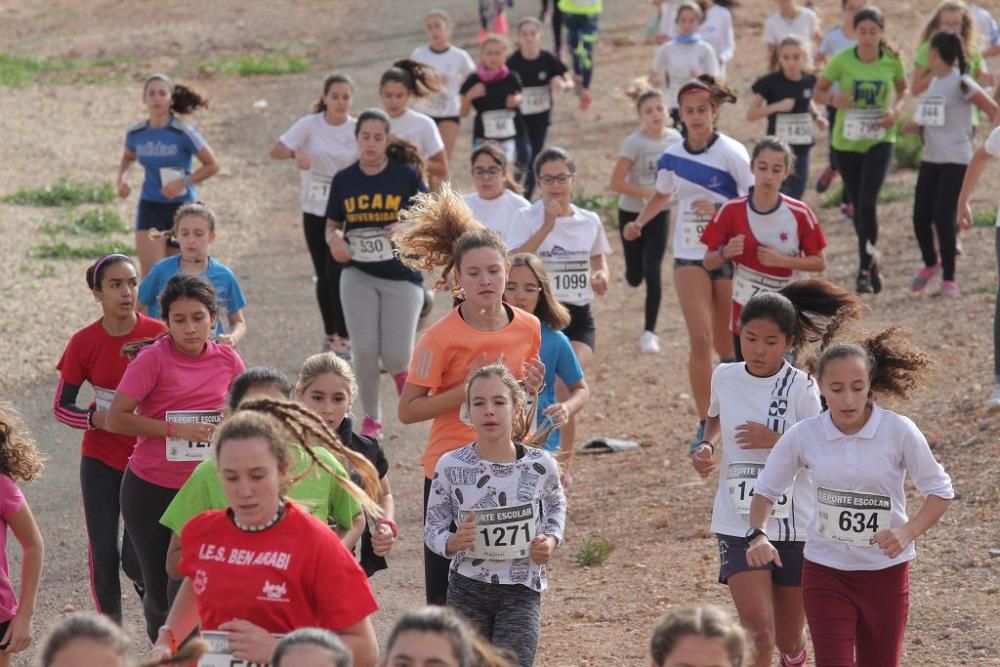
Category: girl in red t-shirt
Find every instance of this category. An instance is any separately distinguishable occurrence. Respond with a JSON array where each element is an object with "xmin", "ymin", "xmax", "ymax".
[
  {"xmin": 150, "ymin": 400, "xmax": 381, "ymax": 667},
  {"xmin": 54, "ymin": 254, "xmax": 166, "ymax": 624}
]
